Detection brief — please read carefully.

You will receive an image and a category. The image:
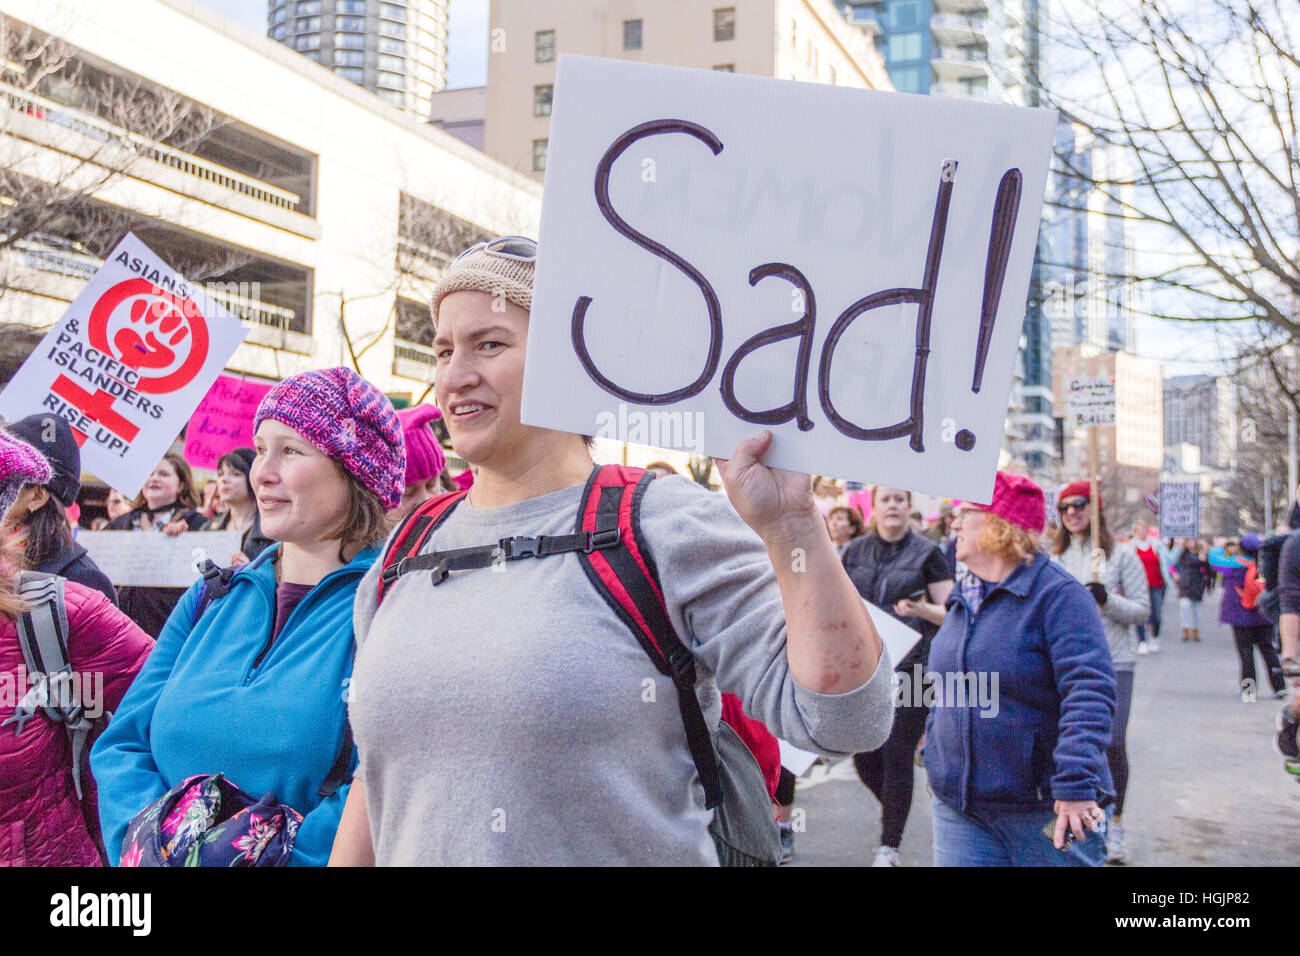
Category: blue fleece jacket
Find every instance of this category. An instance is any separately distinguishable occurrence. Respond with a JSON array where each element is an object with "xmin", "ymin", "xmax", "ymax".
[
  {"xmin": 925, "ymin": 552, "xmax": 1117, "ymax": 814},
  {"xmin": 90, "ymin": 544, "xmax": 376, "ymax": 866}
]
